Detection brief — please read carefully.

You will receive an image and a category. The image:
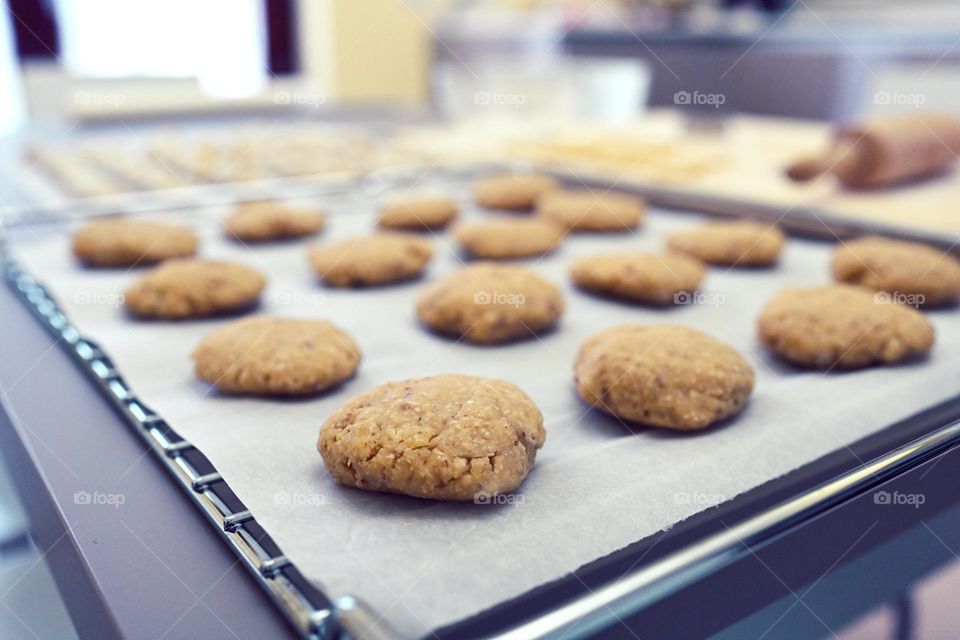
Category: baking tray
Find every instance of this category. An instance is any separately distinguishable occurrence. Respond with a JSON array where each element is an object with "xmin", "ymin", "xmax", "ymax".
[
  {"xmin": 560, "ymin": 170, "xmax": 960, "ymax": 253},
  {"xmin": 4, "ymin": 170, "xmax": 960, "ymax": 639}
]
